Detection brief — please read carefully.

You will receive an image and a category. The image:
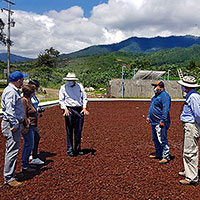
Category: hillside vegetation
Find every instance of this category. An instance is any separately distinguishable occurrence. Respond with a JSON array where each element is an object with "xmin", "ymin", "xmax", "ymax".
[{"xmin": 1, "ymin": 37, "xmax": 200, "ymax": 89}]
